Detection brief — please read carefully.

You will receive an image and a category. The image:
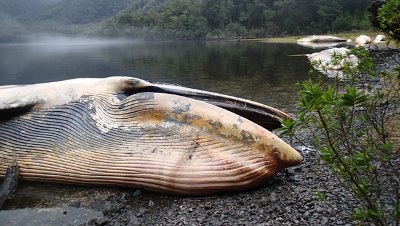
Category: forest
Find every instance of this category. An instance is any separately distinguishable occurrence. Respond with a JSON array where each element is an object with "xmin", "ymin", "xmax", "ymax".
[
  {"xmin": 0, "ymin": 0, "xmax": 376, "ymax": 41},
  {"xmin": 102, "ymin": 0, "xmax": 373, "ymax": 40}
]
